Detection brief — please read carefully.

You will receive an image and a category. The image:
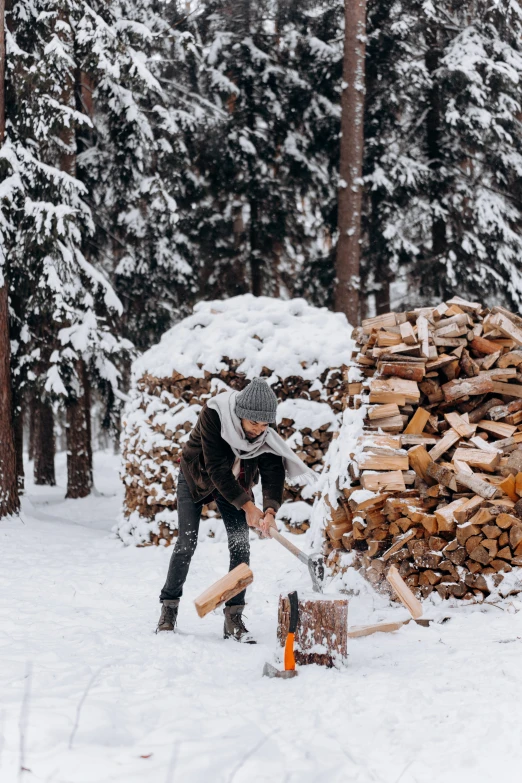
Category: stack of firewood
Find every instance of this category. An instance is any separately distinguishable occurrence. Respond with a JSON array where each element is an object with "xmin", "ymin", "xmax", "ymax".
[
  {"xmin": 121, "ymin": 365, "xmax": 345, "ymax": 544},
  {"xmin": 323, "ymin": 297, "xmax": 522, "ymax": 601}
]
